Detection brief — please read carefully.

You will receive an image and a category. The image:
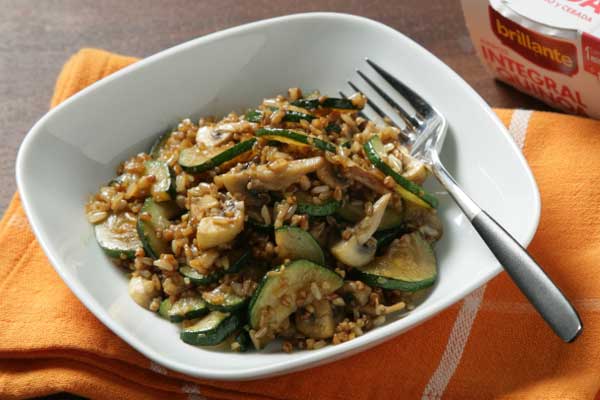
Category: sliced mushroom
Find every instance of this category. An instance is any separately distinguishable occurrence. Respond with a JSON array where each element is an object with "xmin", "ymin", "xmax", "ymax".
[
  {"xmin": 355, "ymin": 193, "xmax": 391, "ymax": 243},
  {"xmin": 250, "ymin": 156, "xmax": 325, "ymax": 191},
  {"xmin": 331, "ymin": 236, "xmax": 378, "ymax": 268},
  {"xmin": 196, "ymin": 122, "xmax": 255, "ymax": 148},
  {"xmin": 196, "ymin": 199, "xmax": 245, "ymax": 249},
  {"xmin": 196, "ymin": 125, "xmax": 232, "ymax": 148},
  {"xmin": 214, "ymin": 170, "xmax": 249, "ymax": 195},
  {"xmin": 330, "ymin": 193, "xmax": 391, "ymax": 267},
  {"xmin": 295, "ymin": 299, "xmax": 335, "ymax": 339},
  {"xmin": 189, "ymin": 194, "xmax": 219, "ymax": 220},
  {"xmin": 345, "ymin": 165, "xmax": 389, "ymax": 194},
  {"xmin": 316, "ymin": 162, "xmax": 350, "ymax": 189},
  {"xmin": 128, "ymin": 276, "xmax": 159, "ymax": 308}
]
